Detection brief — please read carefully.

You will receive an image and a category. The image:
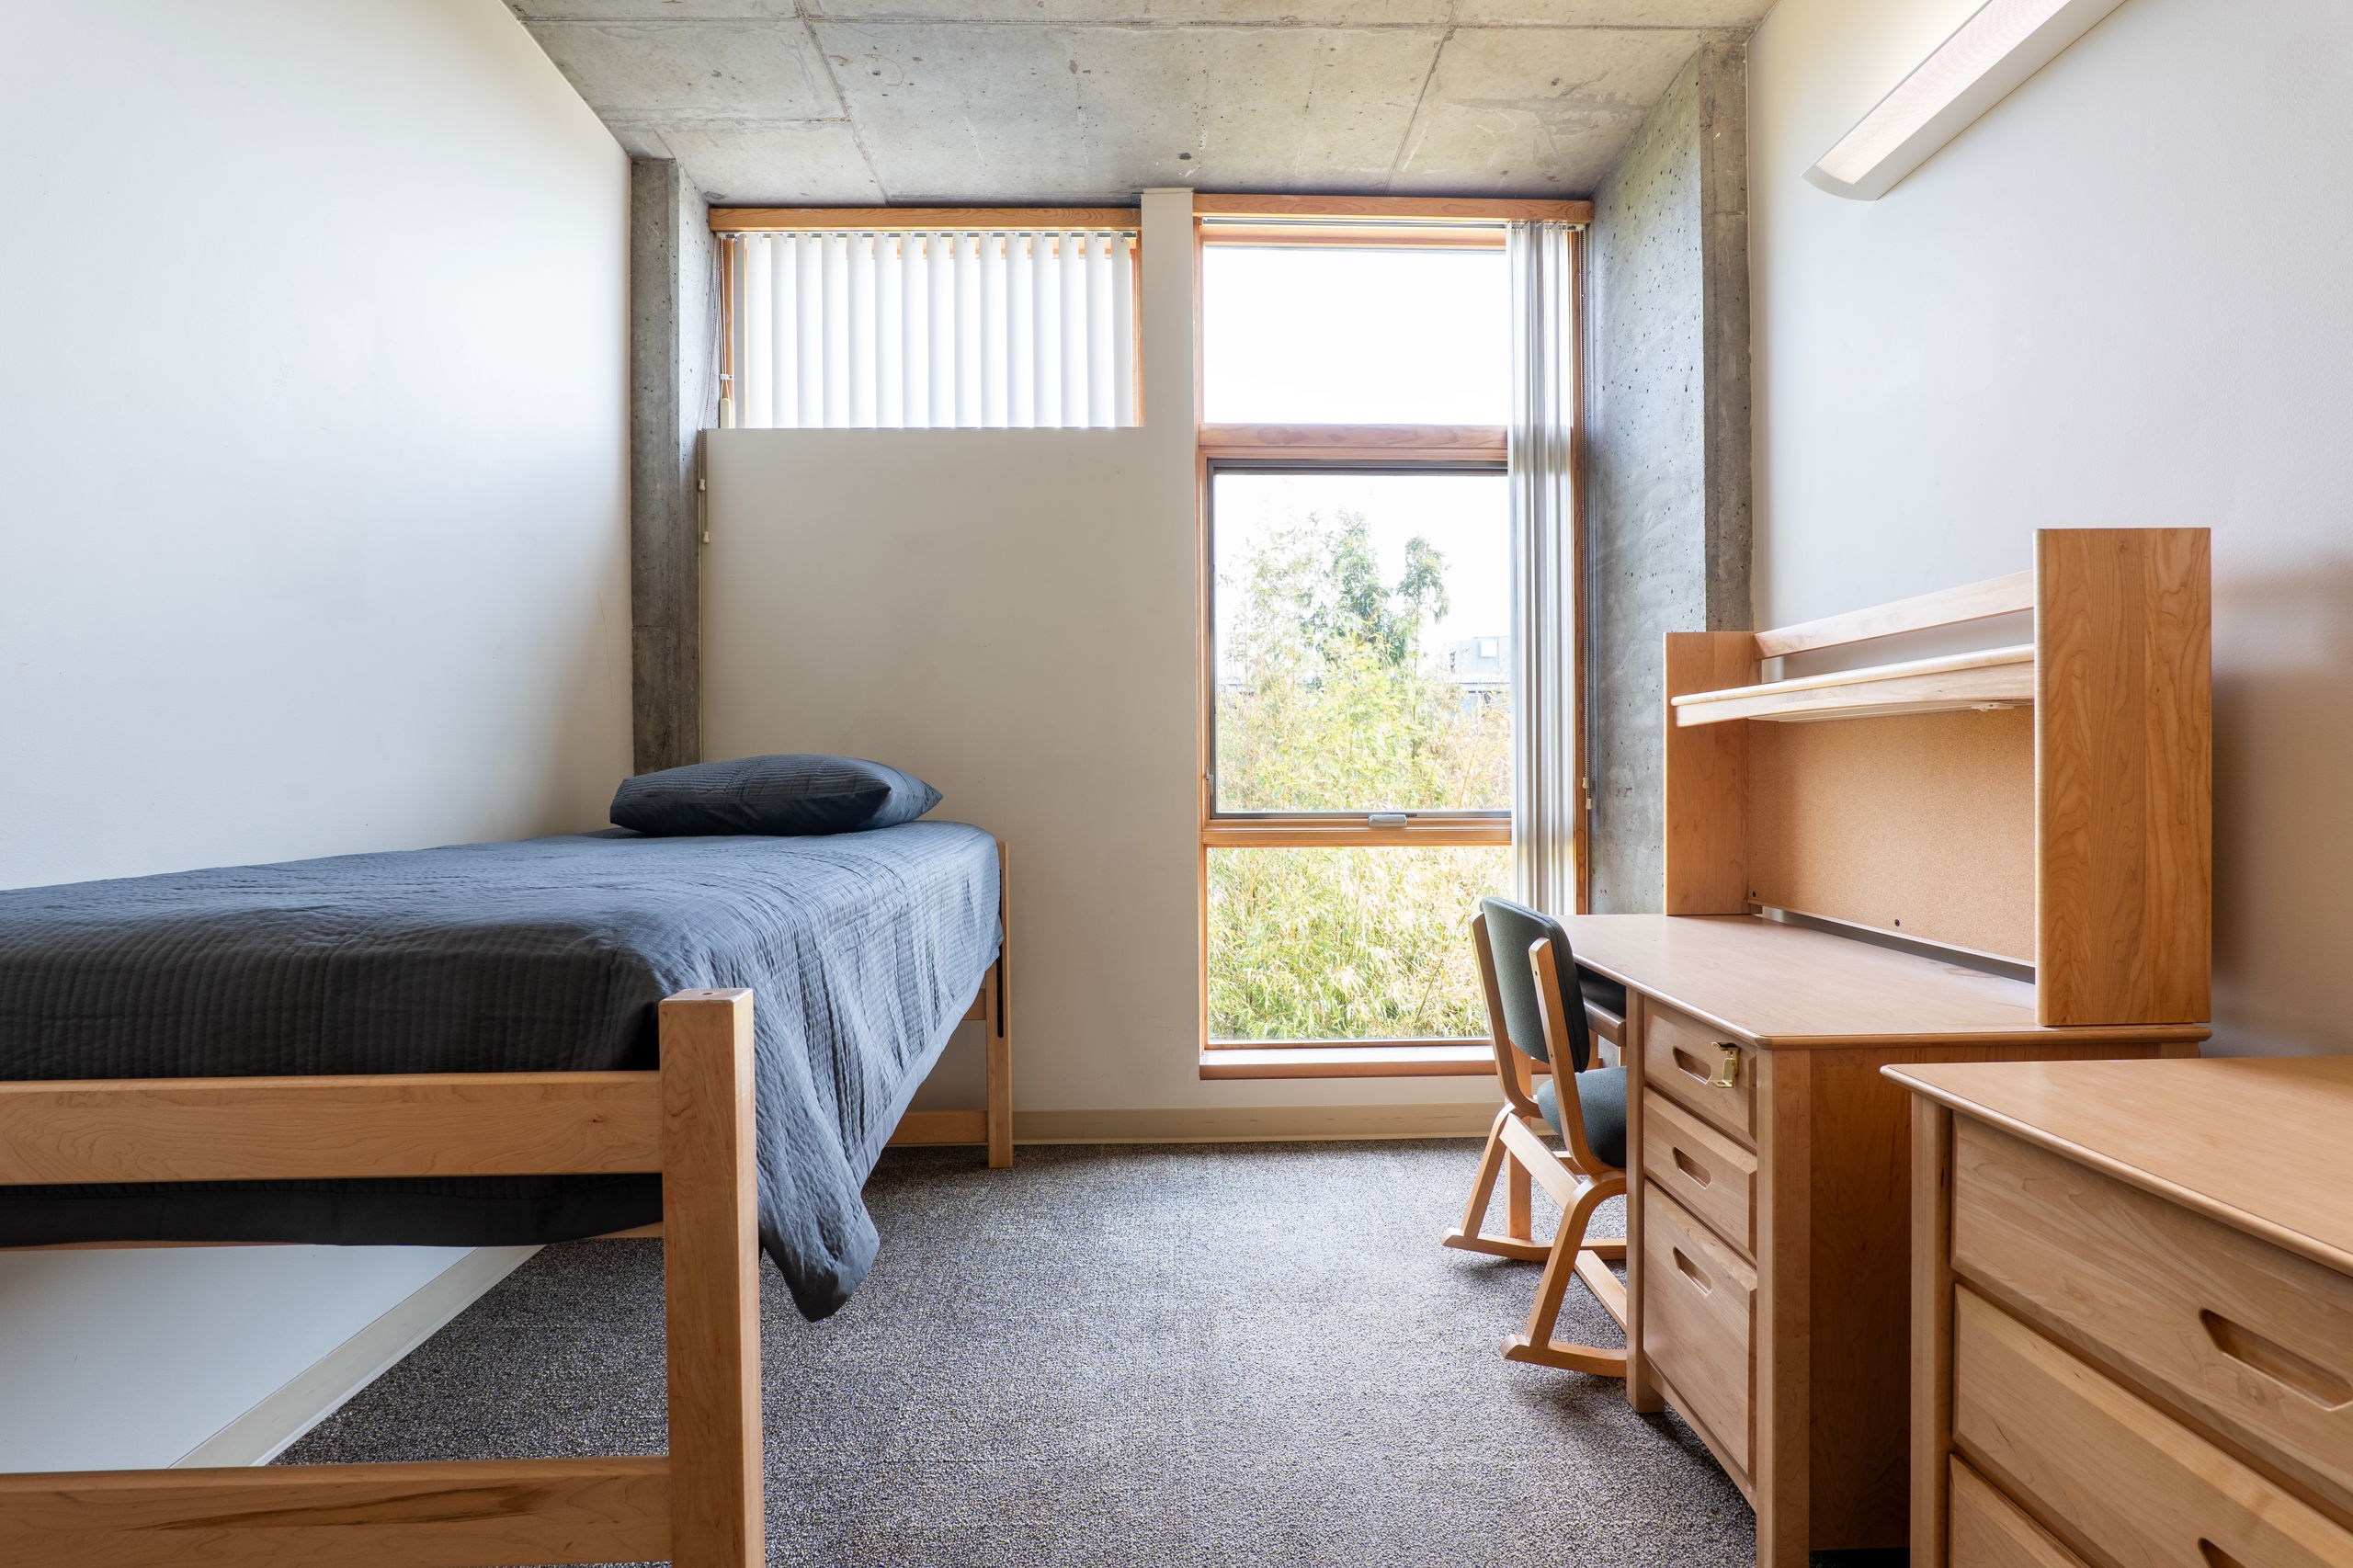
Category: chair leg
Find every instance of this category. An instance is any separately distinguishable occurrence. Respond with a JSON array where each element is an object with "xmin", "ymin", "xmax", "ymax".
[
  {"xmin": 1441, "ymin": 1108, "xmax": 1553, "ymax": 1264},
  {"xmin": 1501, "ymin": 1174, "xmax": 1630, "ymax": 1378},
  {"xmin": 1506, "ymin": 1159, "xmax": 1533, "ymax": 1243}
]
